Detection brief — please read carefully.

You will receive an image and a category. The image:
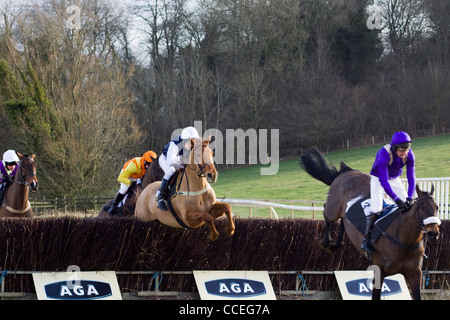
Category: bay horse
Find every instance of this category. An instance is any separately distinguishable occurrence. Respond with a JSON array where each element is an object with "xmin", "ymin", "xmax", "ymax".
[
  {"xmin": 300, "ymin": 147, "xmax": 441, "ymax": 300},
  {"xmin": 135, "ymin": 137, "xmax": 235, "ymax": 241},
  {"xmin": 98, "ymin": 159, "xmax": 164, "ymax": 218},
  {"xmin": 0, "ymin": 153, "xmax": 38, "ymax": 218}
]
